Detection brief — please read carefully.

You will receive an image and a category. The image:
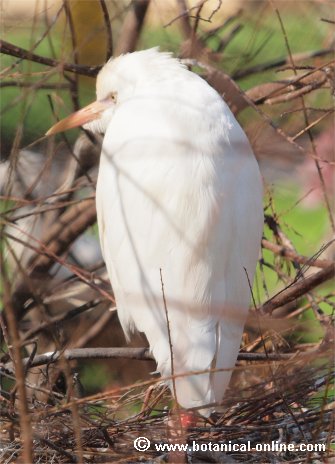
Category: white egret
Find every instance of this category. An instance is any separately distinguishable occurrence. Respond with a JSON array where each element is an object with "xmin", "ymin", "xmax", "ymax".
[{"xmin": 47, "ymin": 48, "xmax": 263, "ymax": 414}]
